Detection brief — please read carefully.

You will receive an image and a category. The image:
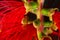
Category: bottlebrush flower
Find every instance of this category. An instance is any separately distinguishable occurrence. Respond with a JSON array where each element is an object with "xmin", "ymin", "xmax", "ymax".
[{"xmin": 0, "ymin": 1, "xmax": 38, "ymax": 40}]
